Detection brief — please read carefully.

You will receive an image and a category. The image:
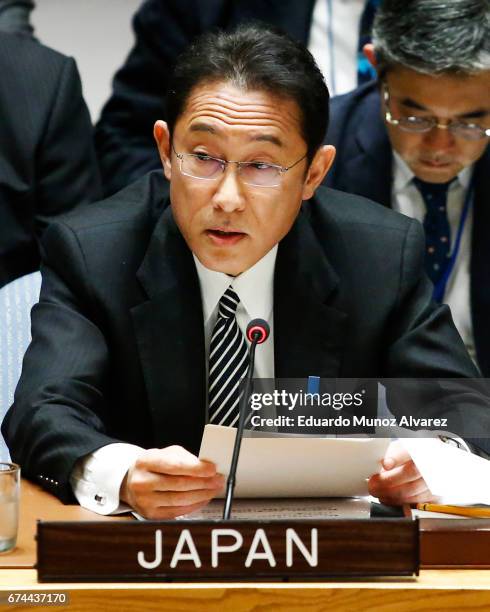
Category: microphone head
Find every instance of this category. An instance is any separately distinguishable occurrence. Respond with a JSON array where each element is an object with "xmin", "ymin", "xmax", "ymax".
[{"xmin": 246, "ymin": 319, "xmax": 270, "ymax": 344}]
